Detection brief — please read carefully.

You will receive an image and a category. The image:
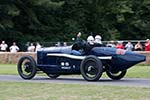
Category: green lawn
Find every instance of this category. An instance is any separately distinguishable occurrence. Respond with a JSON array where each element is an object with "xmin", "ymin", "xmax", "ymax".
[
  {"xmin": 0, "ymin": 64, "xmax": 150, "ymax": 100},
  {"xmin": 0, "ymin": 64, "xmax": 18, "ymax": 75},
  {"xmin": 0, "ymin": 82, "xmax": 150, "ymax": 100},
  {"xmin": 0, "ymin": 64, "xmax": 150, "ymax": 78},
  {"xmin": 126, "ymin": 65, "xmax": 150, "ymax": 78}
]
